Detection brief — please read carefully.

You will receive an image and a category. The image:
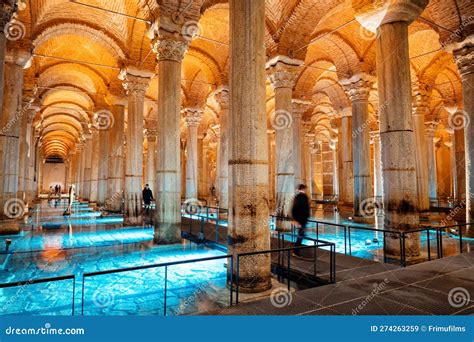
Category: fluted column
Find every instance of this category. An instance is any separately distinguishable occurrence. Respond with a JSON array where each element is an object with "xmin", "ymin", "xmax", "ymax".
[
  {"xmin": 184, "ymin": 108, "xmax": 203, "ymax": 200},
  {"xmin": 82, "ymin": 134, "xmax": 93, "ymax": 201},
  {"xmin": 197, "ymin": 135, "xmax": 208, "ymax": 199},
  {"xmin": 215, "ymin": 87, "xmax": 230, "ymax": 208},
  {"xmin": 76, "ymin": 141, "xmax": 85, "ymax": 197},
  {"xmin": 18, "ymin": 102, "xmax": 38, "ymax": 204},
  {"xmin": 228, "ymin": 0, "xmax": 271, "ymax": 292},
  {"xmin": 267, "ymin": 56, "xmax": 302, "ymax": 221},
  {"xmin": 340, "ymin": 108, "xmax": 353, "ymax": 205},
  {"xmin": 292, "ymin": 100, "xmax": 312, "ymax": 187},
  {"xmin": 0, "ymin": 49, "xmax": 30, "ymax": 218},
  {"xmin": 152, "ymin": 36, "xmax": 187, "ymax": 243},
  {"xmin": 121, "ymin": 68, "xmax": 152, "ymax": 225},
  {"xmin": 107, "ymin": 100, "xmax": 126, "ymax": 212},
  {"xmin": 451, "ymin": 40, "xmax": 473, "ymax": 231},
  {"xmin": 0, "ymin": 1, "xmax": 17, "ymax": 117},
  {"xmin": 145, "ymin": 125, "xmax": 157, "ymax": 192},
  {"xmin": 358, "ymin": 0, "xmax": 428, "ymax": 255},
  {"xmin": 26, "ymin": 113, "xmax": 38, "ymax": 203},
  {"xmin": 425, "ymin": 122, "xmax": 438, "ymax": 202},
  {"xmin": 371, "ymin": 131, "xmax": 383, "ymax": 199},
  {"xmin": 341, "ymin": 74, "xmax": 375, "ymax": 219}
]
